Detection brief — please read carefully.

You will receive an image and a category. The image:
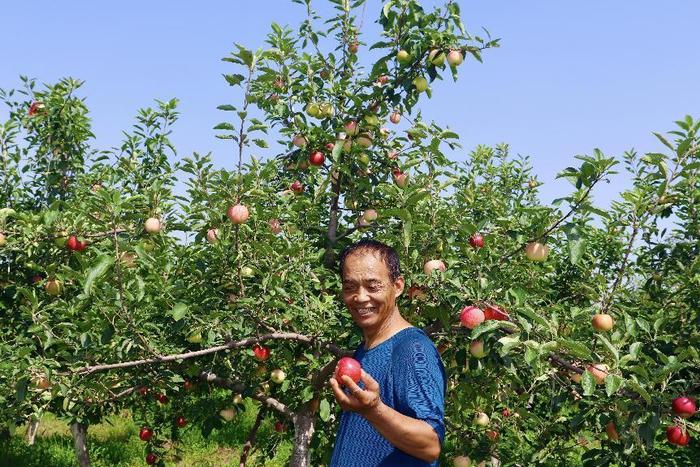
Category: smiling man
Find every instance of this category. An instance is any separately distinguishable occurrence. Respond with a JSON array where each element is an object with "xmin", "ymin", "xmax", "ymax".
[{"xmin": 329, "ymin": 239, "xmax": 446, "ymax": 466}]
